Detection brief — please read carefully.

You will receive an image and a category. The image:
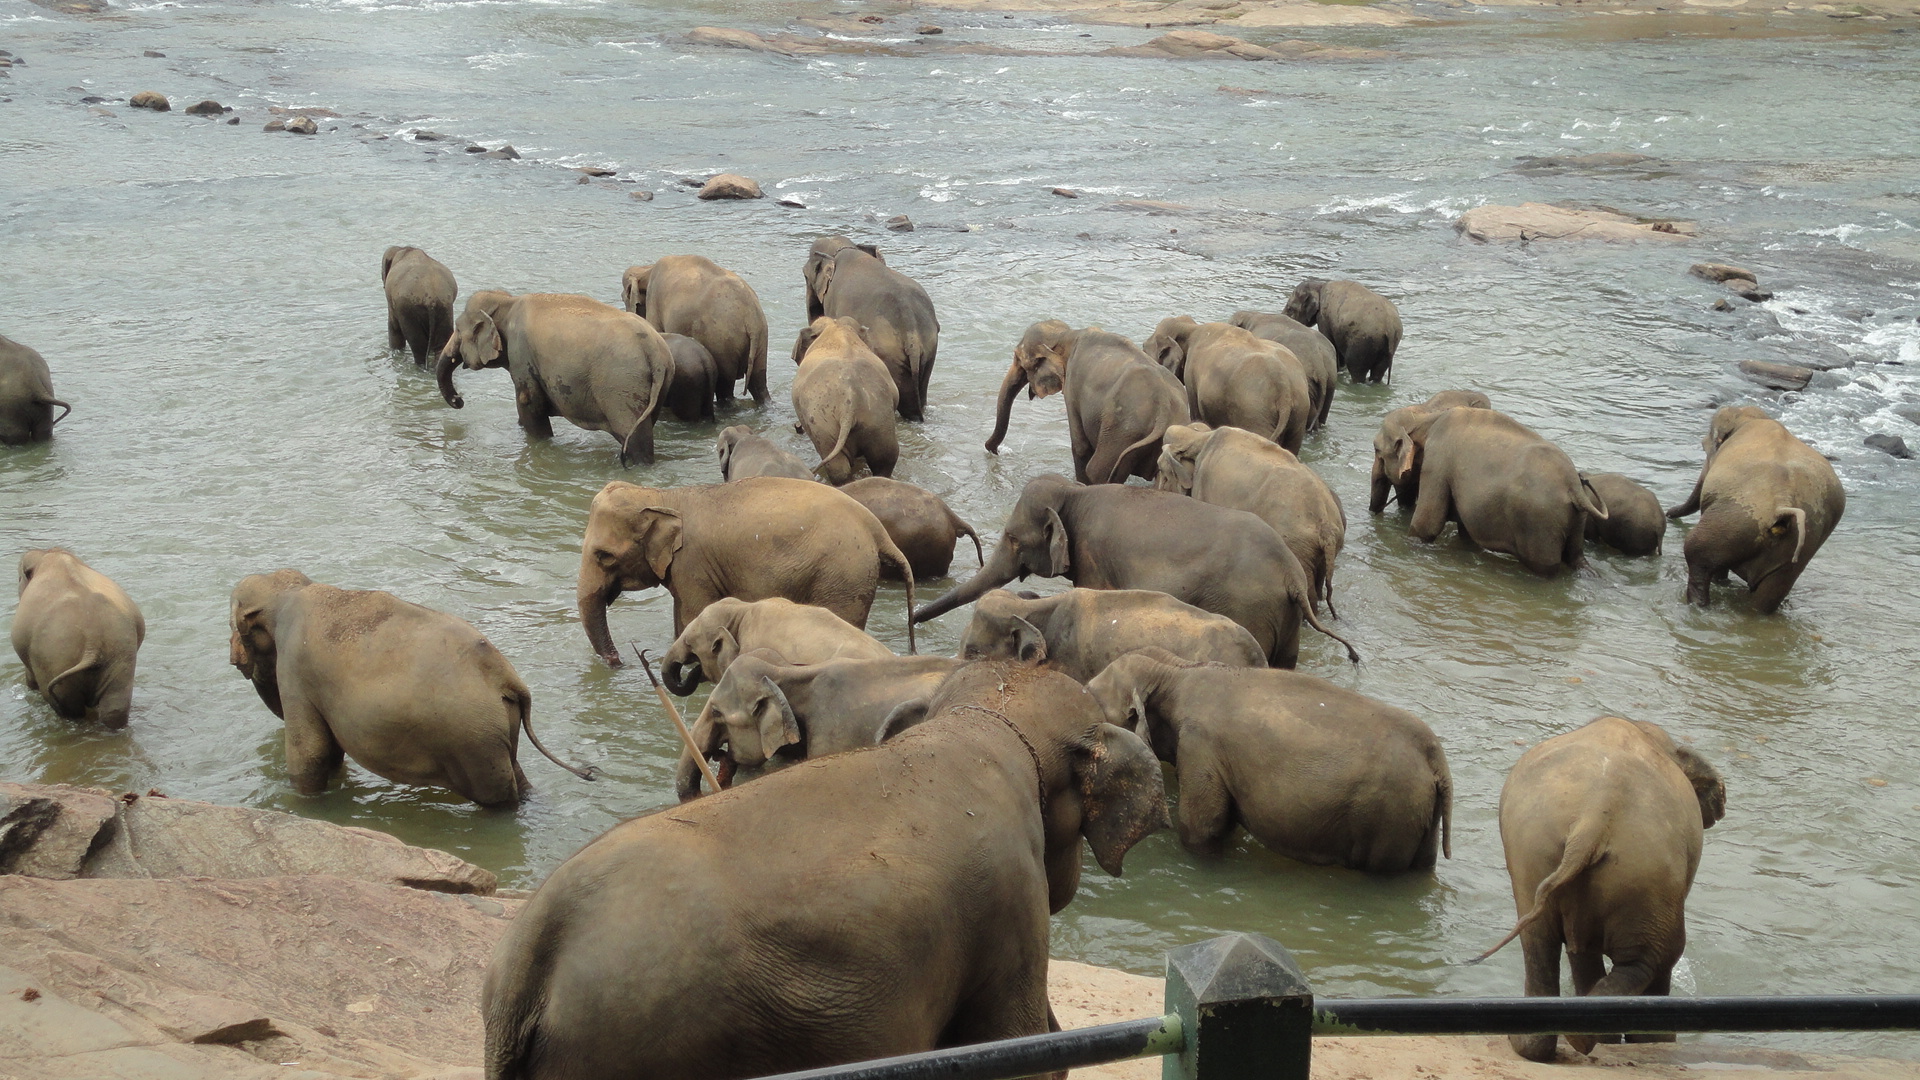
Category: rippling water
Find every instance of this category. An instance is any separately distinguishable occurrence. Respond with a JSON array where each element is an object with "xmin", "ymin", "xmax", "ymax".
[{"xmin": 3, "ymin": 0, "xmax": 1917, "ymax": 1057}]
